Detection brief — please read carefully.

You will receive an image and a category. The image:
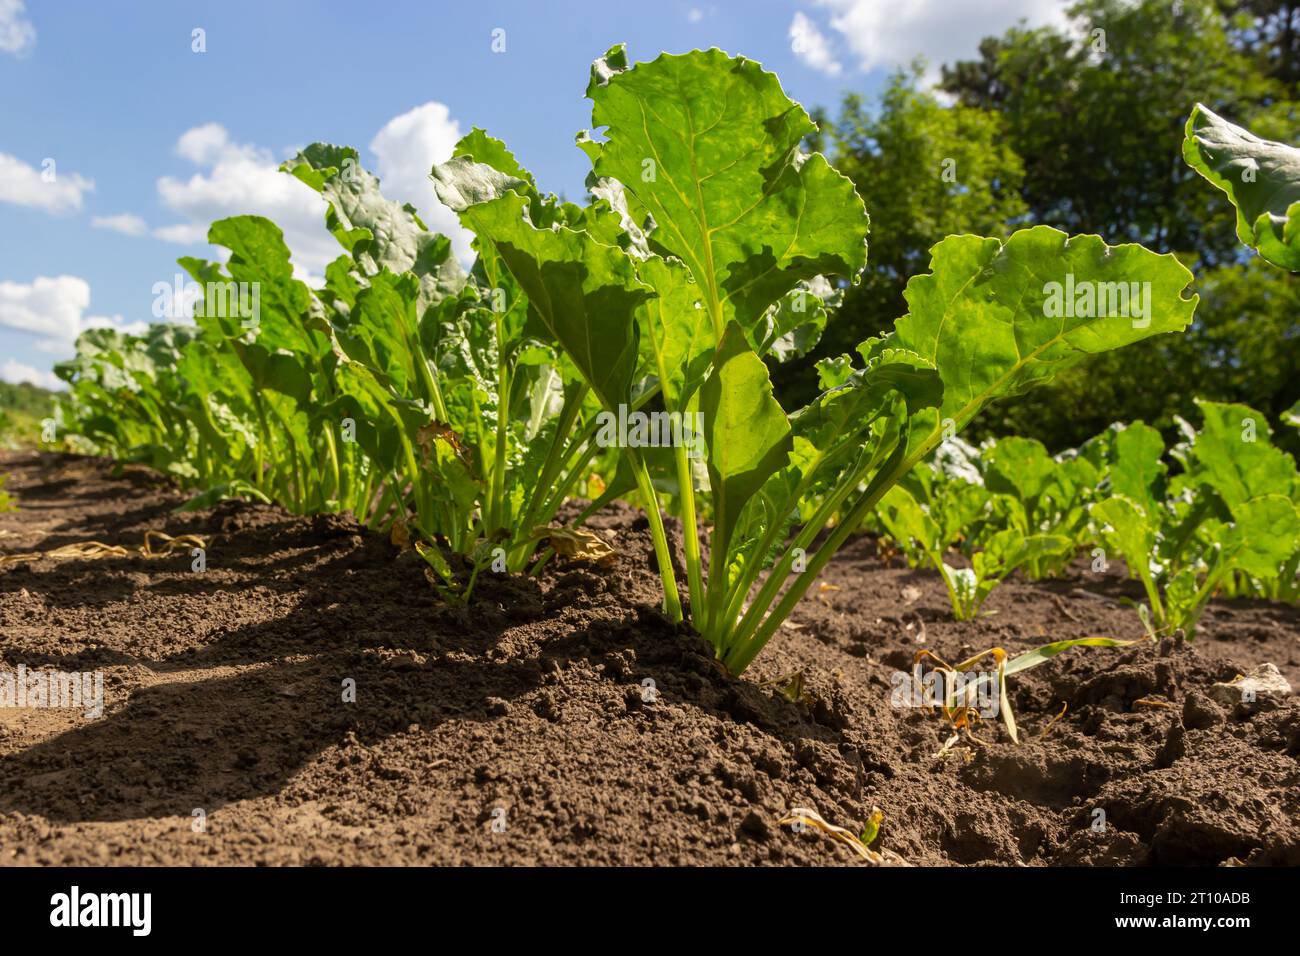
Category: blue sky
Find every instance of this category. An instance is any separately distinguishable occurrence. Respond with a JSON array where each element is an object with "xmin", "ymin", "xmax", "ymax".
[{"xmin": 0, "ymin": 0, "xmax": 1065, "ymax": 389}]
